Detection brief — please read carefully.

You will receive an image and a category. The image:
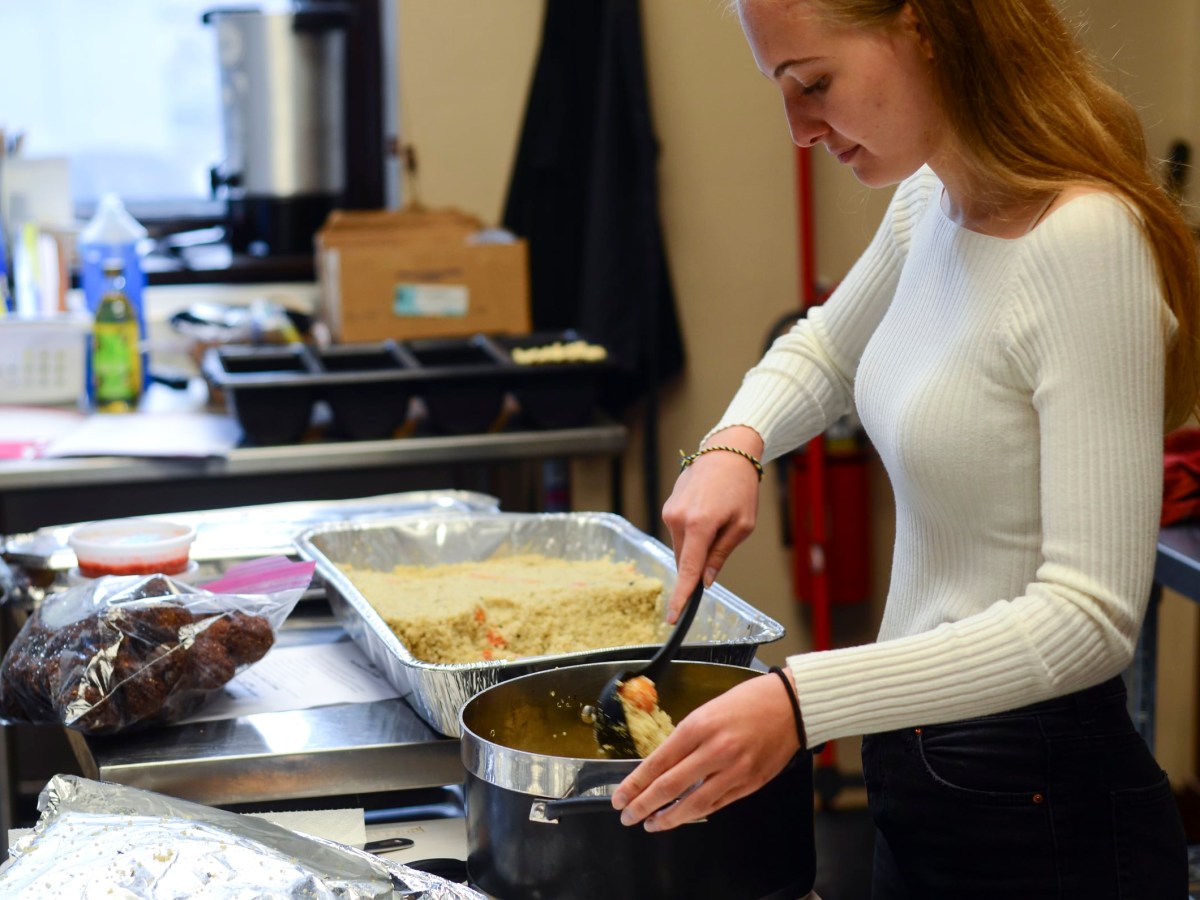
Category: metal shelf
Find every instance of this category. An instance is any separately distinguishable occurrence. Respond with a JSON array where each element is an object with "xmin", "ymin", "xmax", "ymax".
[
  {"xmin": 0, "ymin": 419, "xmax": 628, "ymax": 534},
  {"xmin": 0, "ymin": 420, "xmax": 627, "ymax": 491}
]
